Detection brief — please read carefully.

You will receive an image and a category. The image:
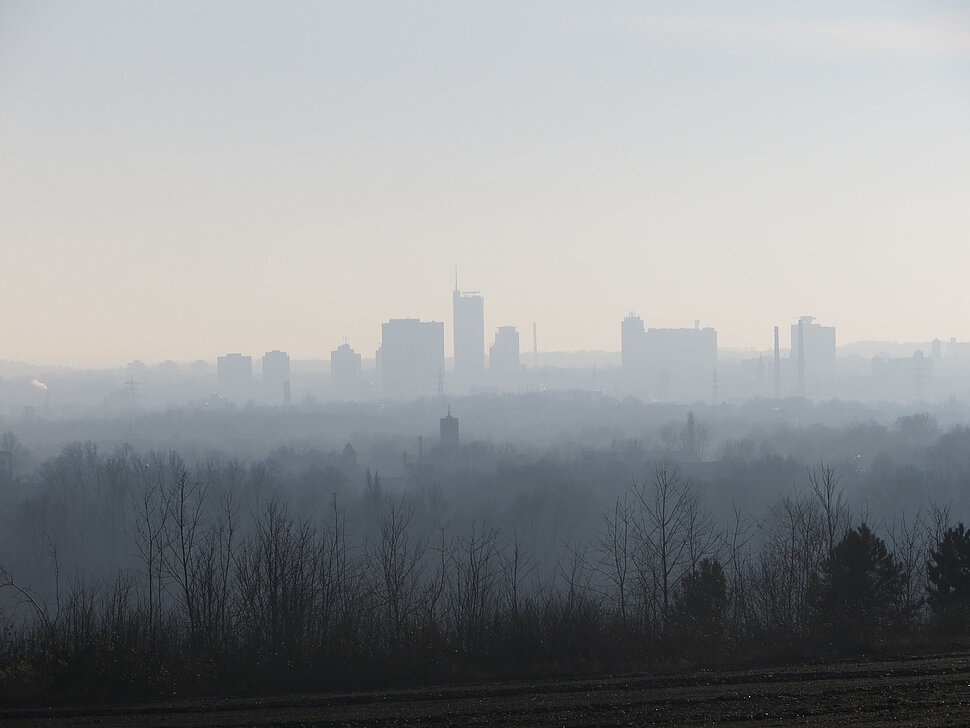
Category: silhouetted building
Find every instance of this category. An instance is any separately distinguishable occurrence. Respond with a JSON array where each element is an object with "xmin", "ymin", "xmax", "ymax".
[
  {"xmin": 620, "ymin": 315, "xmax": 717, "ymax": 401},
  {"xmin": 643, "ymin": 325, "xmax": 717, "ymax": 368},
  {"xmin": 217, "ymin": 353, "xmax": 252, "ymax": 401},
  {"xmin": 331, "ymin": 341, "xmax": 362, "ymax": 395},
  {"xmin": 790, "ymin": 316, "xmax": 836, "ymax": 397},
  {"xmin": 947, "ymin": 338, "xmax": 970, "ymax": 360},
  {"xmin": 644, "ymin": 324, "xmax": 717, "ymax": 398},
  {"xmin": 872, "ymin": 351, "xmax": 932, "ymax": 400},
  {"xmin": 621, "ymin": 314, "xmax": 646, "ymax": 375},
  {"xmin": 440, "ymin": 408, "xmax": 459, "ymax": 451},
  {"xmin": 378, "ymin": 318, "xmax": 444, "ymax": 400},
  {"xmin": 453, "ymin": 283, "xmax": 484, "ymax": 378},
  {"xmin": 262, "ymin": 349, "xmax": 290, "ymax": 404},
  {"xmin": 157, "ymin": 360, "xmax": 179, "ymax": 376},
  {"xmin": 490, "ymin": 326, "xmax": 520, "ymax": 373}
]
